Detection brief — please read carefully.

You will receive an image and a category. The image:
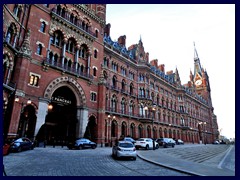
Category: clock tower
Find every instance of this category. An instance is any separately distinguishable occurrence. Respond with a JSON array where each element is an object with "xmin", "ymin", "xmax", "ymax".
[{"xmin": 192, "ymin": 43, "xmax": 212, "ymax": 107}]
